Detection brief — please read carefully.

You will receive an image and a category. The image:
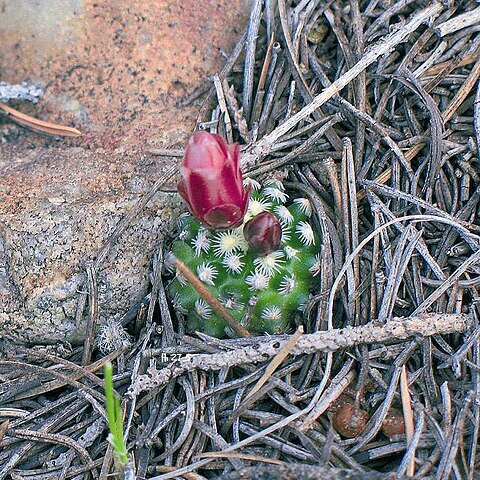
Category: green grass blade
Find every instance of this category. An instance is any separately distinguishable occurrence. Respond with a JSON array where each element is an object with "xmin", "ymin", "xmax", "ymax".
[{"xmin": 104, "ymin": 361, "xmax": 129, "ymax": 467}]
